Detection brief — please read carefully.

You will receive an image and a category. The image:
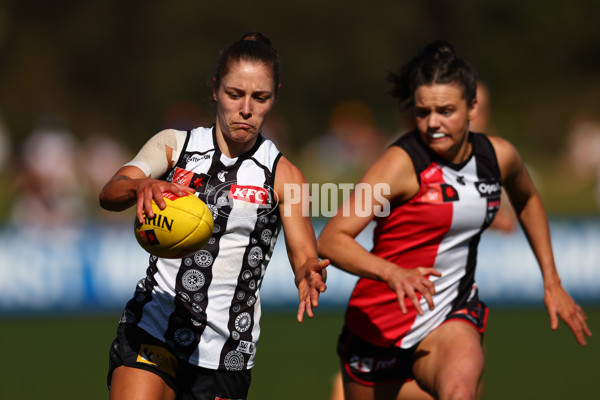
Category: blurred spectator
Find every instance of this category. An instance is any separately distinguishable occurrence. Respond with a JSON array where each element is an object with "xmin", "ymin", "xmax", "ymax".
[
  {"xmin": 260, "ymin": 111, "xmax": 293, "ymax": 157},
  {"xmin": 300, "ymin": 99, "xmax": 389, "ymax": 184},
  {"xmin": 161, "ymin": 100, "xmax": 210, "ymax": 131},
  {"xmin": 0, "ymin": 114, "xmax": 14, "ymax": 223},
  {"xmin": 0, "ymin": 114, "xmax": 10, "ymax": 171},
  {"xmin": 470, "ymin": 82, "xmax": 491, "ymax": 133},
  {"xmin": 79, "ymin": 132, "xmax": 131, "ymax": 221},
  {"xmin": 10, "ymin": 116, "xmax": 85, "ymax": 229},
  {"xmin": 562, "ymin": 114, "xmax": 600, "ymax": 208}
]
